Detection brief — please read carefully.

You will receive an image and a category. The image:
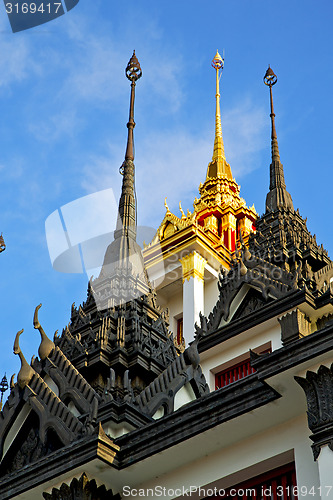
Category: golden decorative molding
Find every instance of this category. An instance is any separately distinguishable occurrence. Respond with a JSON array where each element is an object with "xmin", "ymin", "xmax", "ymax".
[{"xmin": 179, "ymin": 251, "xmax": 207, "ymax": 283}]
